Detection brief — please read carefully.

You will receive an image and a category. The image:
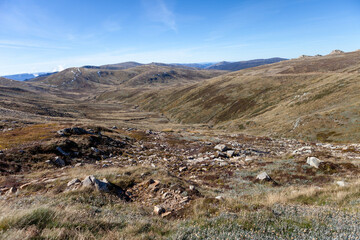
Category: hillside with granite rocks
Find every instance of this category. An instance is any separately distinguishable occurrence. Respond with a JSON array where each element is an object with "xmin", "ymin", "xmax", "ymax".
[{"xmin": 1, "ymin": 50, "xmax": 360, "ymax": 239}]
